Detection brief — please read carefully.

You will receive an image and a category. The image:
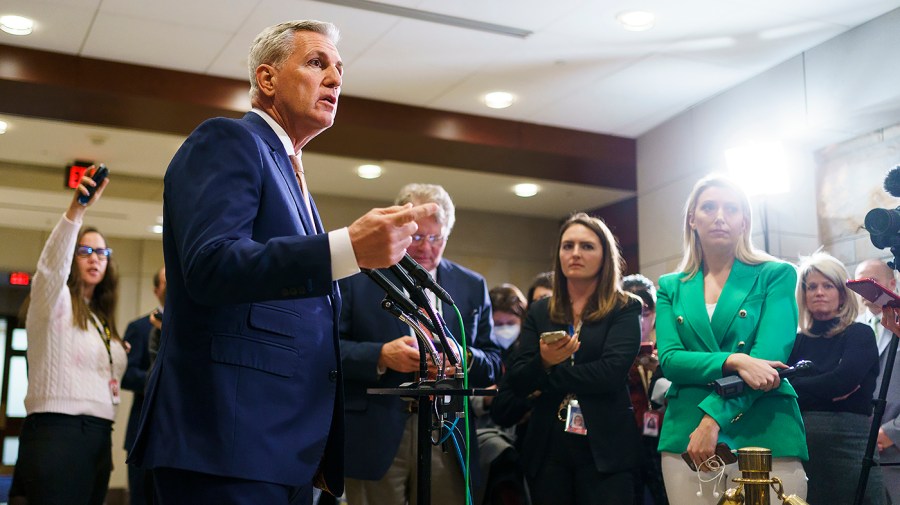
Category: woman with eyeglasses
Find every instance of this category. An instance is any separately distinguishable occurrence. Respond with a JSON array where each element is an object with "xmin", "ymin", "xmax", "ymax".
[
  {"xmin": 503, "ymin": 212, "xmax": 643, "ymax": 504},
  {"xmin": 13, "ymin": 171, "xmax": 127, "ymax": 505},
  {"xmin": 788, "ymin": 251, "xmax": 884, "ymax": 505},
  {"xmin": 656, "ymin": 174, "xmax": 807, "ymax": 504}
]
